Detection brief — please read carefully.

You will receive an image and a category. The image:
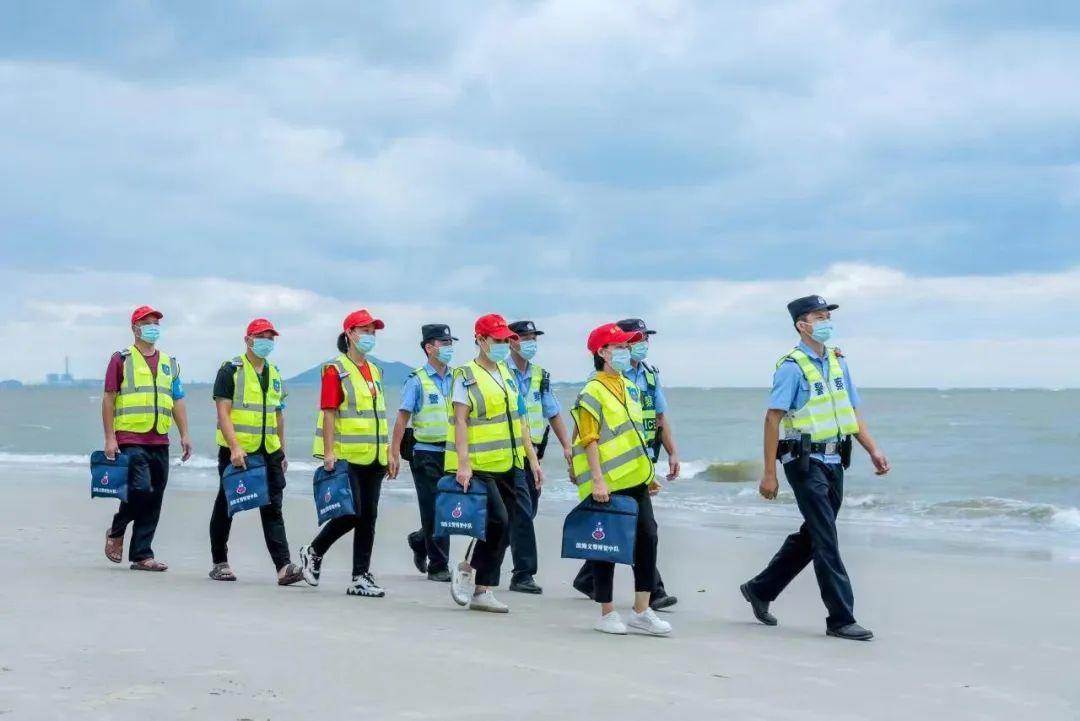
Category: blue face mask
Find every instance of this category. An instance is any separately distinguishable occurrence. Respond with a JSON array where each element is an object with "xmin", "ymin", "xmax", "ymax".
[
  {"xmin": 251, "ymin": 338, "xmax": 275, "ymax": 359},
  {"xmin": 486, "ymin": 342, "xmax": 511, "ymax": 363},
  {"xmin": 138, "ymin": 324, "xmax": 161, "ymax": 343},
  {"xmin": 609, "ymin": 348, "xmax": 632, "ymax": 372},
  {"xmin": 517, "ymin": 340, "xmax": 538, "ymax": 361},
  {"xmin": 436, "ymin": 344, "xmax": 454, "ymax": 365},
  {"xmin": 810, "ymin": 320, "xmax": 834, "ymax": 343},
  {"xmin": 354, "ymin": 334, "xmax": 377, "ymax": 354},
  {"xmin": 629, "ymin": 341, "xmax": 649, "ymax": 362}
]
